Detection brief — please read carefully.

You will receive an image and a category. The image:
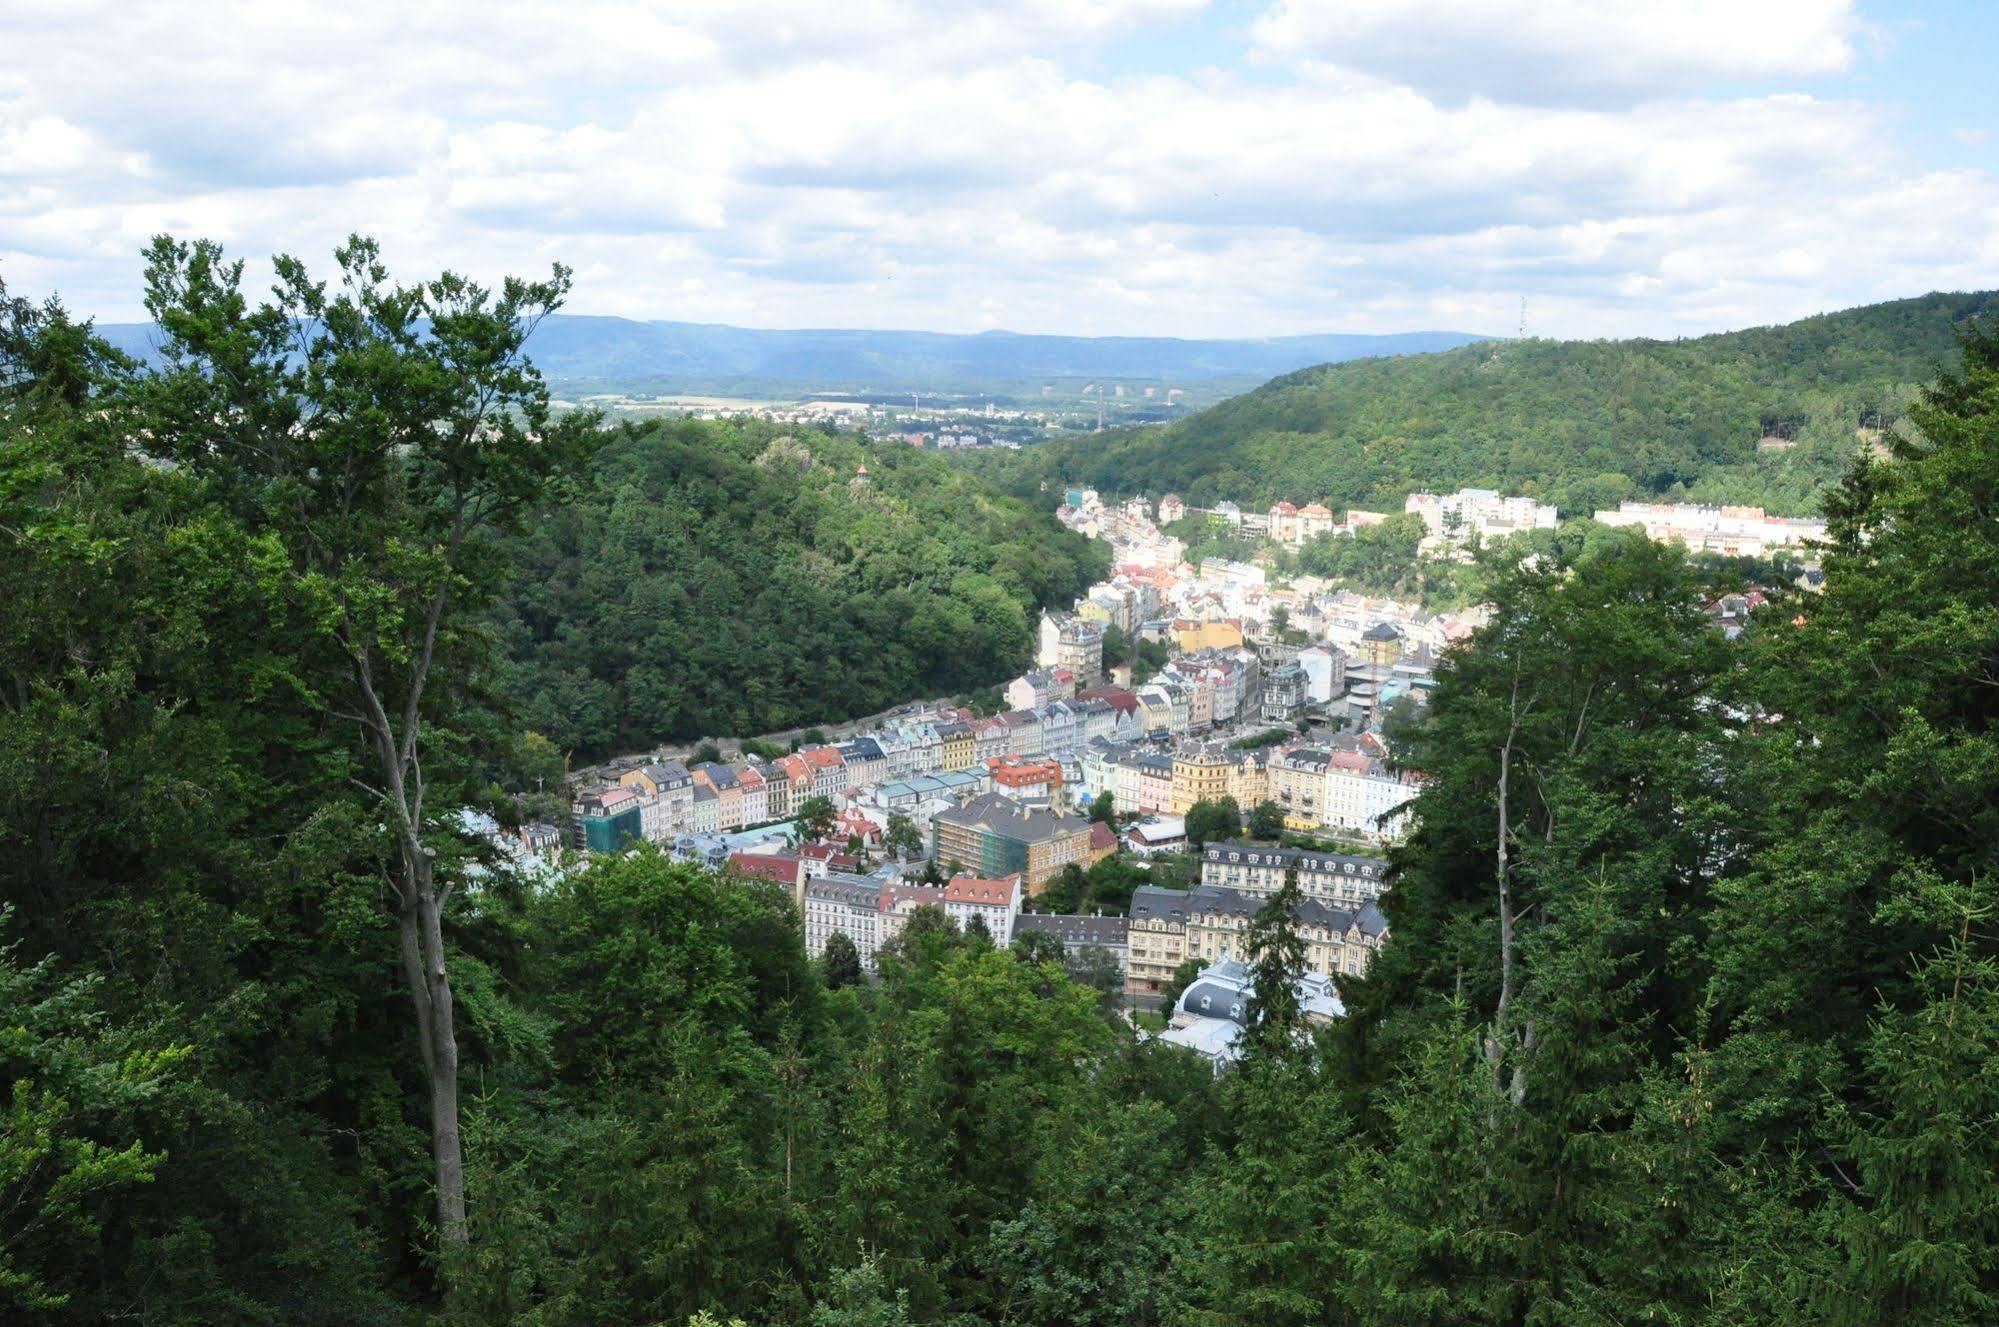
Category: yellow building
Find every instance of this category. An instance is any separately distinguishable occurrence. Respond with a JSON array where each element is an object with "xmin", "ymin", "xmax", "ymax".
[
  {"xmin": 1231, "ymin": 751, "xmax": 1269, "ymax": 809},
  {"xmin": 1173, "ymin": 620, "xmax": 1244, "ymax": 653},
  {"xmin": 1127, "ymin": 887, "xmax": 1191, "ymax": 993},
  {"xmin": 1170, "ymin": 744, "xmax": 1234, "ymax": 814},
  {"xmin": 936, "ymin": 722, "xmax": 976, "ymax": 771},
  {"xmin": 1360, "ymin": 621, "xmax": 1404, "ymax": 667},
  {"xmin": 1268, "ymin": 747, "xmax": 1333, "ymax": 831}
]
